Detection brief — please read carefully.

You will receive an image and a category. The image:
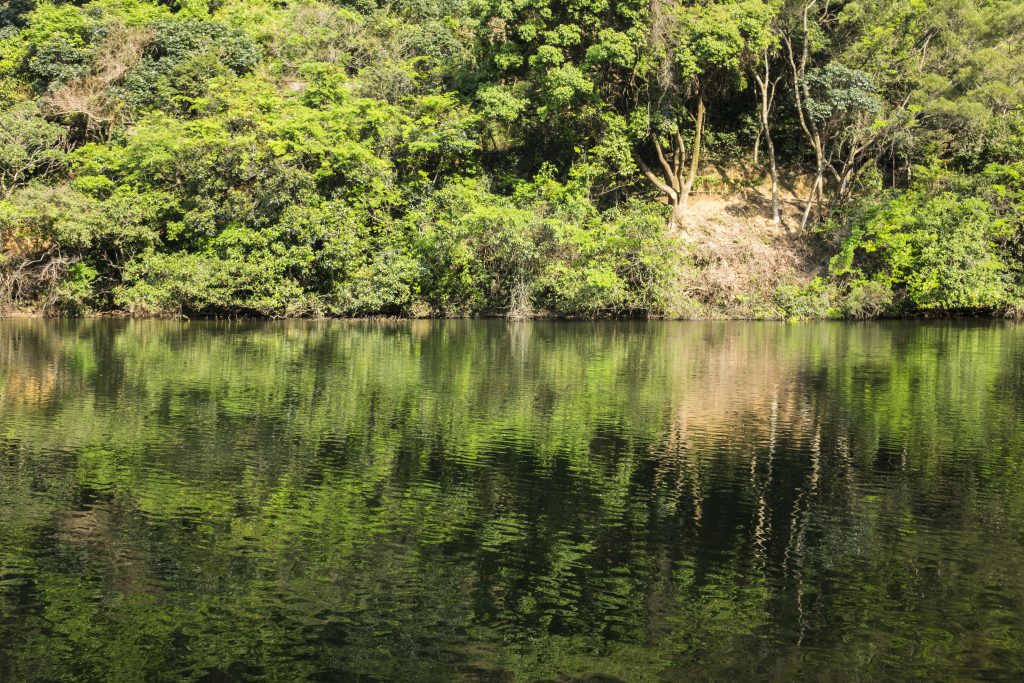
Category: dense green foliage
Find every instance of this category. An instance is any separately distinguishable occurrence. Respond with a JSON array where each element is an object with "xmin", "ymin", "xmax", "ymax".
[{"xmin": 1, "ymin": 0, "xmax": 1023, "ymax": 318}]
